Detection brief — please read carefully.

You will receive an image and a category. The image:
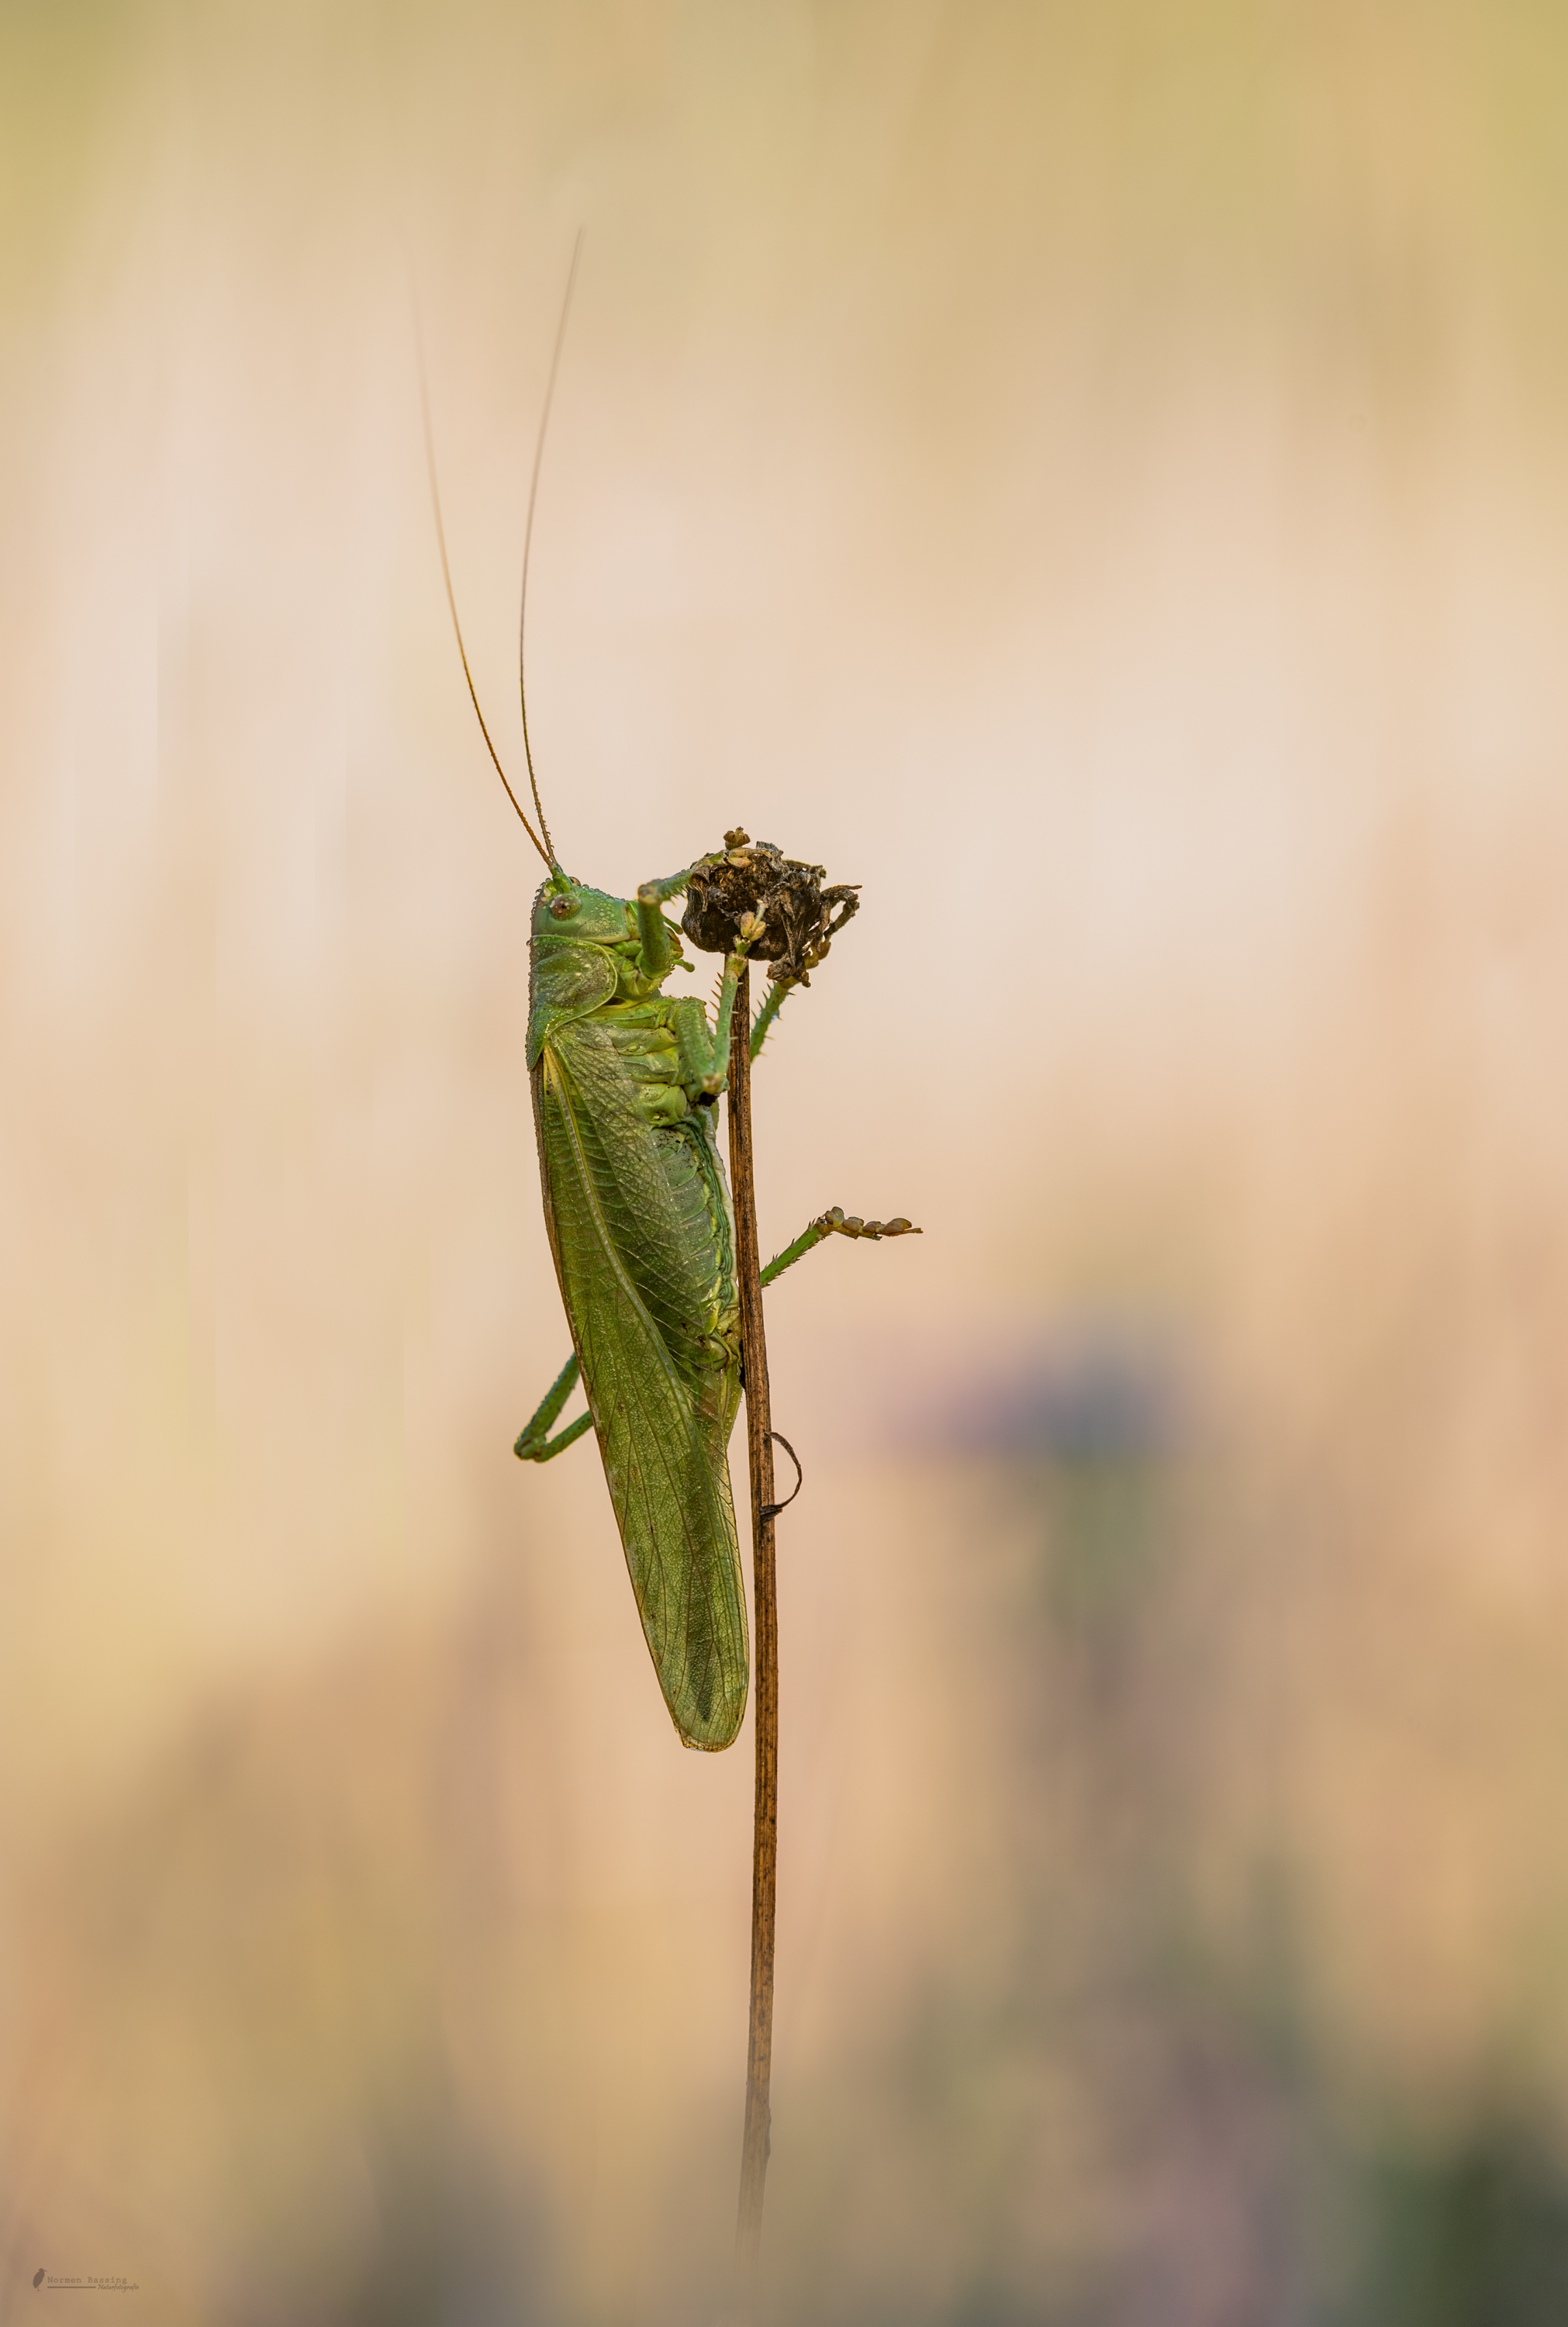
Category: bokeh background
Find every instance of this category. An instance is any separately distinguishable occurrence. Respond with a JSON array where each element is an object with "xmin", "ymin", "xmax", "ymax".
[{"xmin": 8, "ymin": 2, "xmax": 1568, "ymax": 2319}]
